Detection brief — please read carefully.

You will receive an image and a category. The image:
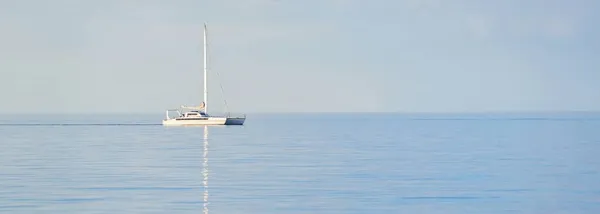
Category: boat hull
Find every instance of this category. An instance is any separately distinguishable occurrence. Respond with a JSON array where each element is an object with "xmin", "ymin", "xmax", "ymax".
[
  {"xmin": 224, "ymin": 117, "xmax": 245, "ymax": 125},
  {"xmin": 162, "ymin": 117, "xmax": 245, "ymax": 126}
]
